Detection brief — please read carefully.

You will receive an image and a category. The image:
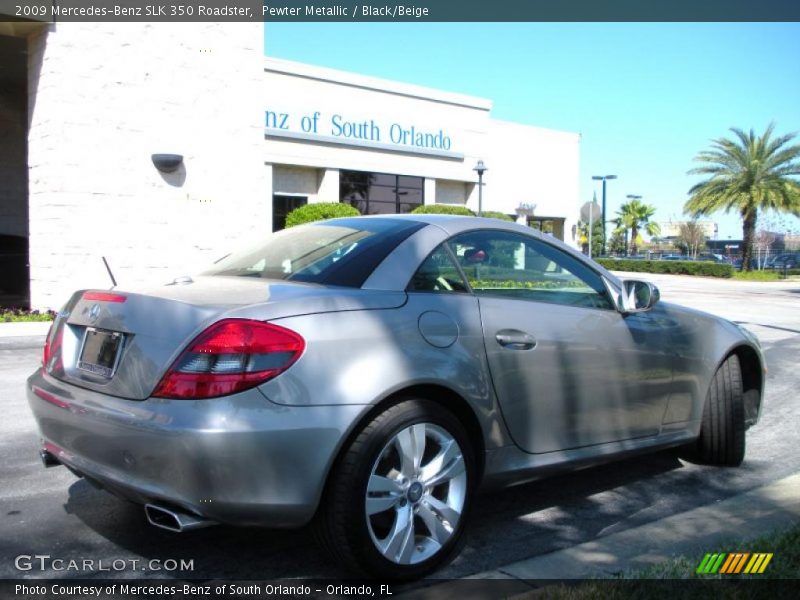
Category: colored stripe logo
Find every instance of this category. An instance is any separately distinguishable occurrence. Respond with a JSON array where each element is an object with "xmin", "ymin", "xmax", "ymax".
[{"xmin": 696, "ymin": 552, "xmax": 773, "ymax": 574}]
